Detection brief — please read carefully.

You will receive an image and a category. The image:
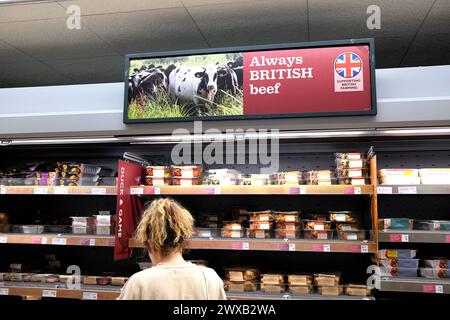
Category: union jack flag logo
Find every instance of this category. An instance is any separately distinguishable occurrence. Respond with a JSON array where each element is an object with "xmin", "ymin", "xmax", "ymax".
[{"xmin": 335, "ymin": 52, "xmax": 362, "ymax": 78}]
